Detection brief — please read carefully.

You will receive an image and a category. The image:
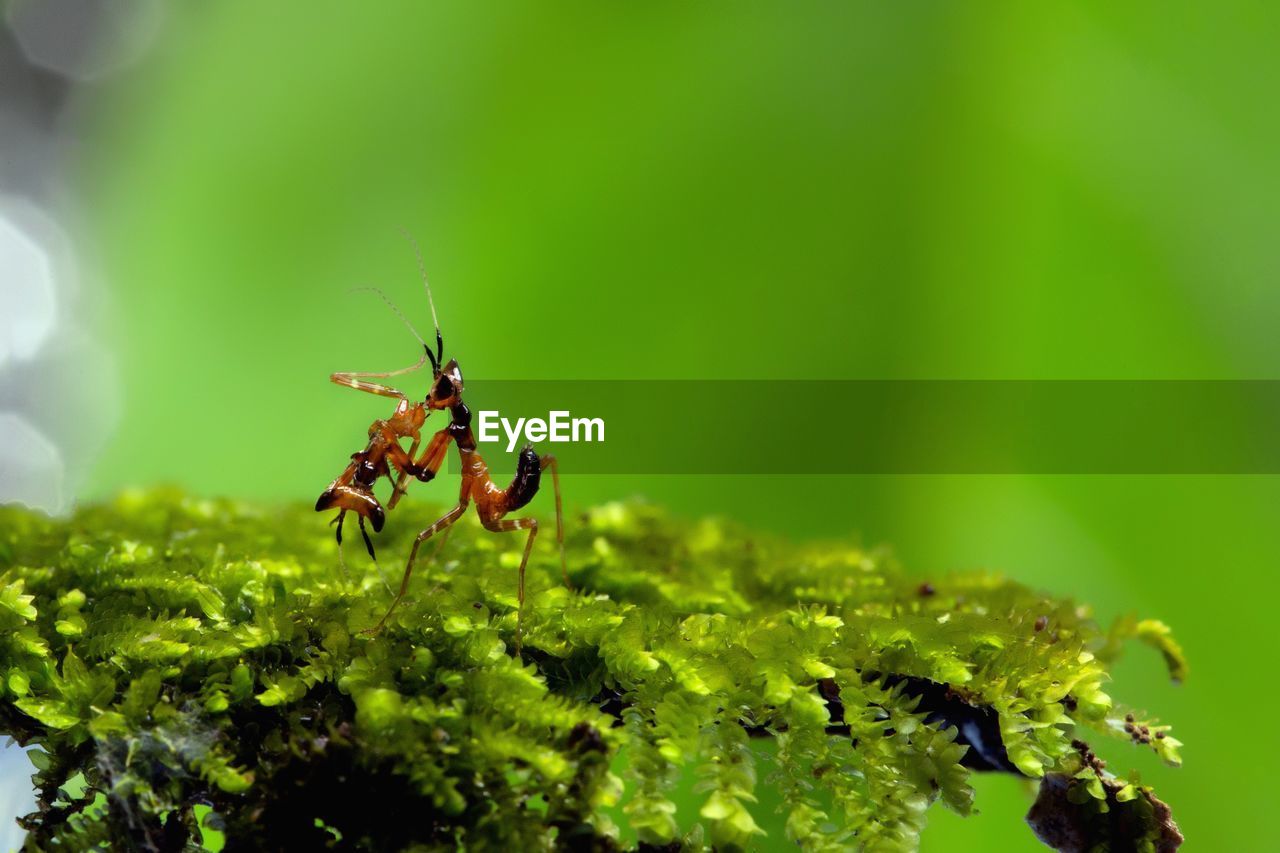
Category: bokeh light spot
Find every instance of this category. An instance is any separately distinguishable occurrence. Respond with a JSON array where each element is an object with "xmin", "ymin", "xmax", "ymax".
[
  {"xmin": 0, "ymin": 214, "xmax": 56, "ymax": 366},
  {"xmin": 5, "ymin": 0, "xmax": 164, "ymax": 82},
  {"xmin": 0, "ymin": 412, "xmax": 64, "ymax": 512}
]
